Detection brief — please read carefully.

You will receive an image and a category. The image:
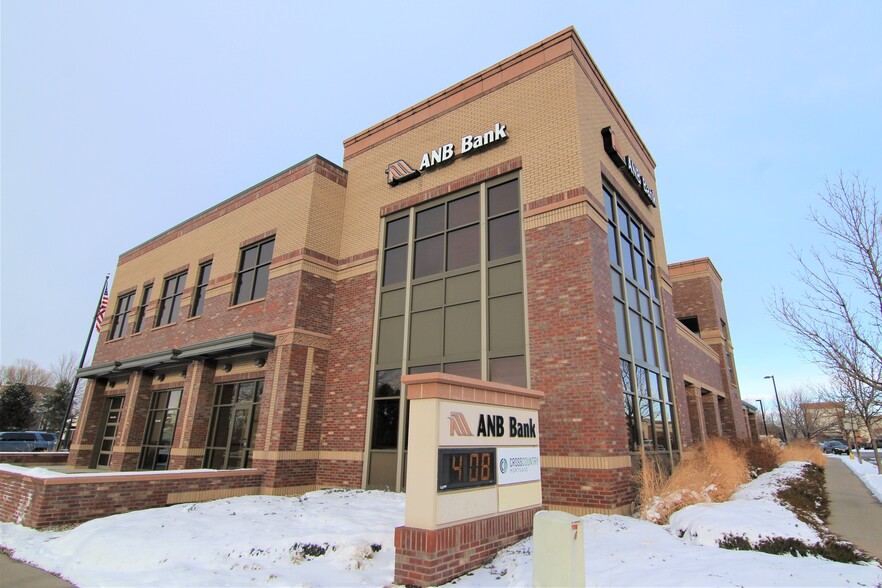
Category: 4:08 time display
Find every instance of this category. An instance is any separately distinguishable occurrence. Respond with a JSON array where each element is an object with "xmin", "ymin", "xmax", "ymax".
[{"xmin": 437, "ymin": 448, "xmax": 496, "ymax": 491}]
